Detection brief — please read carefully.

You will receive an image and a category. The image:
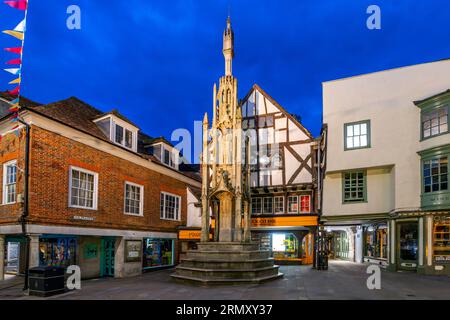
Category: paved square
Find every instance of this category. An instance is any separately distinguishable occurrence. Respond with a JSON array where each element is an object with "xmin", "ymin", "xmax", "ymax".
[{"xmin": 1, "ymin": 261, "xmax": 450, "ymax": 300}]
